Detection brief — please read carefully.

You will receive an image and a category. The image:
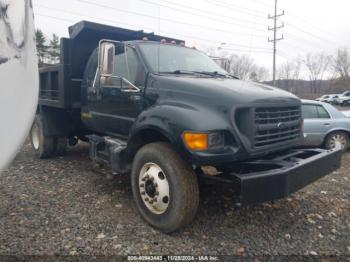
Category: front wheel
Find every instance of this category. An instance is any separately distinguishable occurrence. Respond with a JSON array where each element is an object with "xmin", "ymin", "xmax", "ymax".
[
  {"xmin": 131, "ymin": 142, "xmax": 199, "ymax": 233},
  {"xmin": 325, "ymin": 131, "xmax": 349, "ymax": 151}
]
